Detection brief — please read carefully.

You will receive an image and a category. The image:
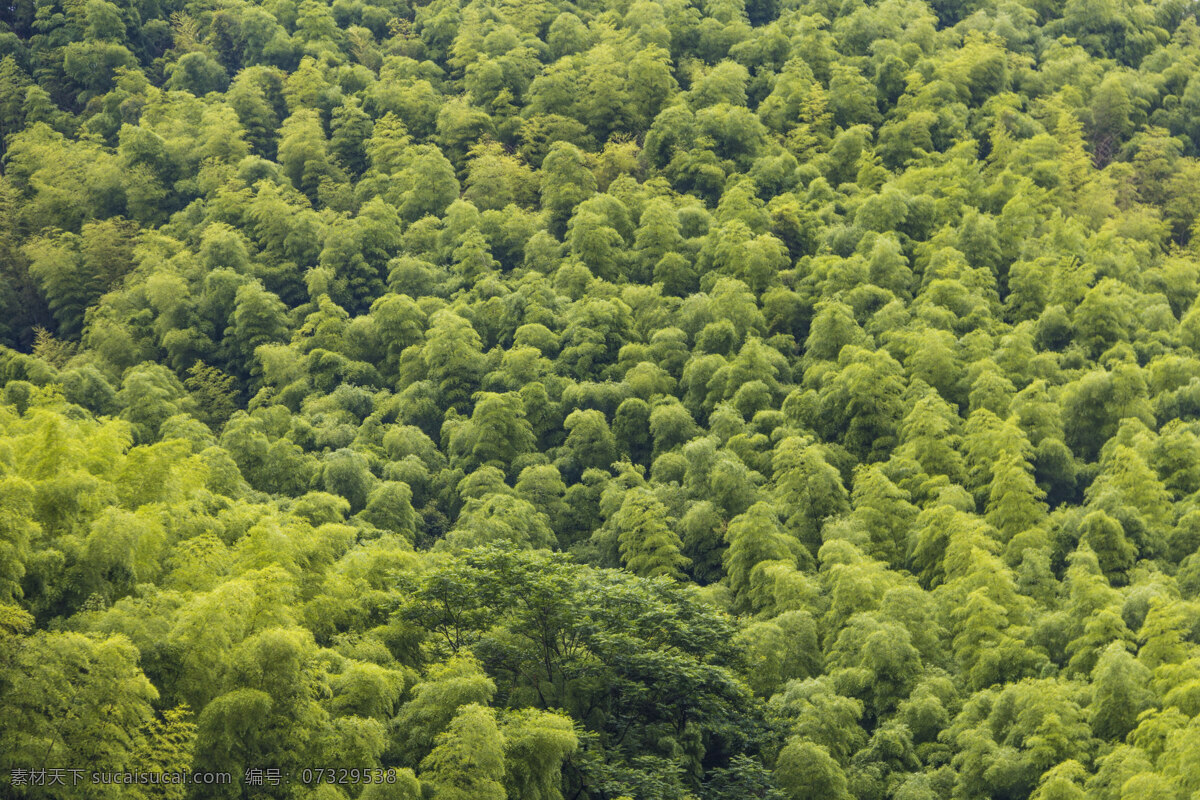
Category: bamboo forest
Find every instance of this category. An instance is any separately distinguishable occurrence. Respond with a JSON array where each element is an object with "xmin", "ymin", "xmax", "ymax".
[{"xmin": 1, "ymin": 0, "xmax": 1200, "ymax": 797}]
